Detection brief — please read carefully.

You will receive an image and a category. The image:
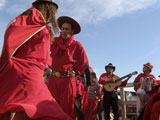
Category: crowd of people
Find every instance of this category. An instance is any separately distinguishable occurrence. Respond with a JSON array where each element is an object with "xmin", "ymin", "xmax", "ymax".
[{"xmin": 0, "ymin": 0, "xmax": 160, "ymax": 120}]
